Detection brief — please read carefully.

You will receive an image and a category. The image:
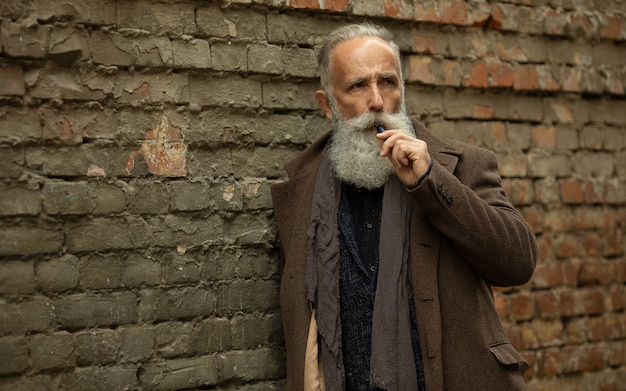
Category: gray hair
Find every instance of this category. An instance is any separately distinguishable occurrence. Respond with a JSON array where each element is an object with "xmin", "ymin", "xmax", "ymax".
[{"xmin": 317, "ymin": 23, "xmax": 402, "ymax": 93}]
